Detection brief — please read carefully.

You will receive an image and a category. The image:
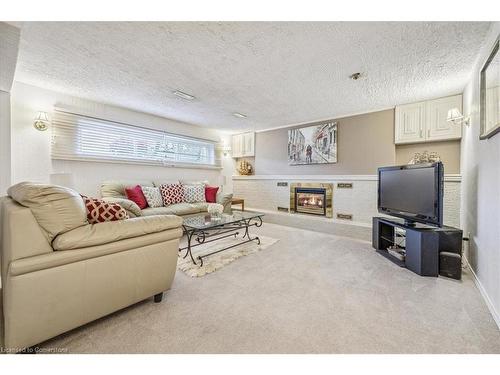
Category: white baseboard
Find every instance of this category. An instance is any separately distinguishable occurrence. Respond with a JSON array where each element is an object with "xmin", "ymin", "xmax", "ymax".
[{"xmin": 464, "ymin": 258, "xmax": 500, "ymax": 330}]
